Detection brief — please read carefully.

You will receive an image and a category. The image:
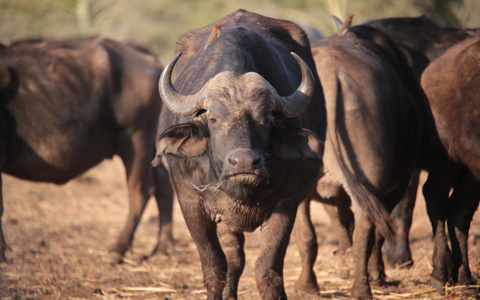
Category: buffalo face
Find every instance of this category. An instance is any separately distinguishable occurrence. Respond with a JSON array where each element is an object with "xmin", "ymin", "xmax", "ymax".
[{"xmin": 154, "ymin": 52, "xmax": 321, "ymax": 196}]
